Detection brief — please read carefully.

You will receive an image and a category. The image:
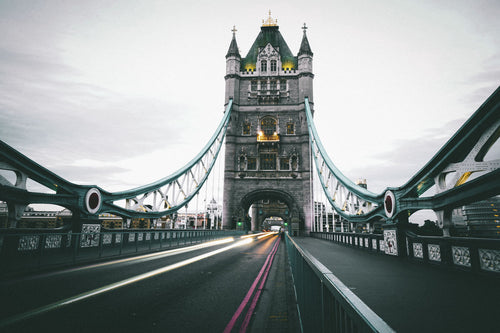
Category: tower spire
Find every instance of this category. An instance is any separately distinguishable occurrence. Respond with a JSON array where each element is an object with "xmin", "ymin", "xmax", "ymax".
[
  {"xmin": 226, "ymin": 25, "xmax": 241, "ymax": 58},
  {"xmin": 298, "ymin": 22, "xmax": 313, "ymax": 56}
]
